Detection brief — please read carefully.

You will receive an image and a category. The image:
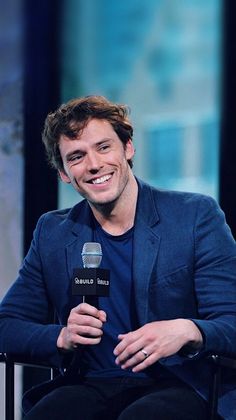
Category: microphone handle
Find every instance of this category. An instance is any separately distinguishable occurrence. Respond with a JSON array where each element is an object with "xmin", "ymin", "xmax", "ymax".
[{"xmin": 82, "ymin": 295, "xmax": 99, "ymax": 308}]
